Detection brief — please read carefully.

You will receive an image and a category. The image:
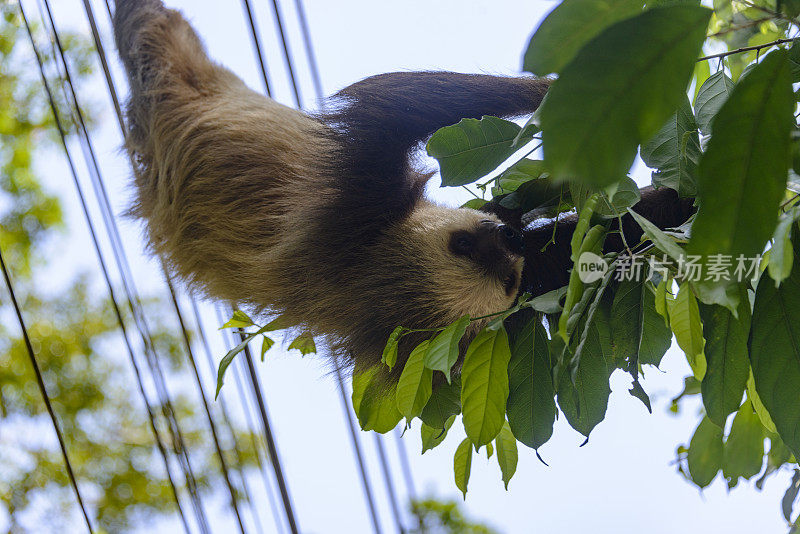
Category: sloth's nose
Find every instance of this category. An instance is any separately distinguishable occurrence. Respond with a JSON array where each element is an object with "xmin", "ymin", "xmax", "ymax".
[{"xmin": 498, "ymin": 224, "xmax": 524, "ymax": 255}]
